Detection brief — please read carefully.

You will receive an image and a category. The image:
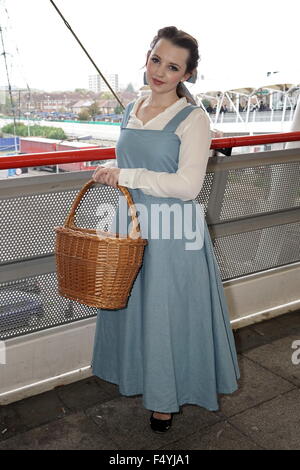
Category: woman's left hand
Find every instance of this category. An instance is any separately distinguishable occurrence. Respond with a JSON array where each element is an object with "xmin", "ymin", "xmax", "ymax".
[
  {"xmin": 92, "ymin": 167, "xmax": 121, "ymax": 188},
  {"xmin": 210, "ymin": 128, "xmax": 224, "ymax": 157}
]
